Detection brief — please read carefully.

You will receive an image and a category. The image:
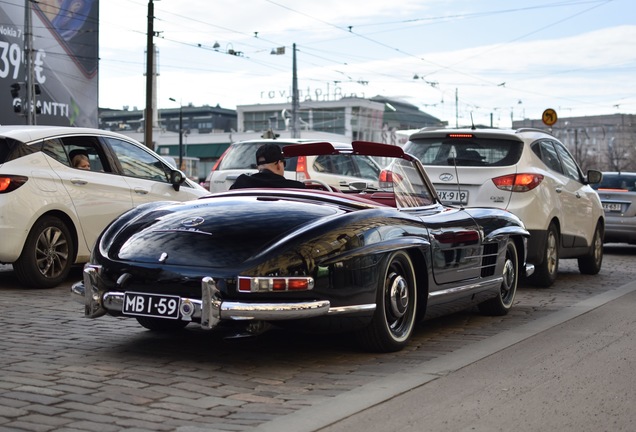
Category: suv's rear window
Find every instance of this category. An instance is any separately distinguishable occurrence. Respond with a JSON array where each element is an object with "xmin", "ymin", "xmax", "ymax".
[
  {"xmin": 593, "ymin": 173, "xmax": 636, "ymax": 191},
  {"xmin": 217, "ymin": 141, "xmax": 300, "ymax": 171},
  {"xmin": 403, "ymin": 137, "xmax": 523, "ymax": 167},
  {"xmin": 217, "ymin": 142, "xmax": 260, "ymax": 170}
]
